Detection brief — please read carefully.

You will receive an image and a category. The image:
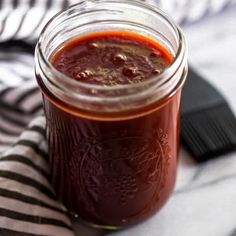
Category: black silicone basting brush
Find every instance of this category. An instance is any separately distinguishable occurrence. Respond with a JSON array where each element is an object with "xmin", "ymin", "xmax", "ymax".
[{"xmin": 181, "ymin": 67, "xmax": 236, "ymax": 162}]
